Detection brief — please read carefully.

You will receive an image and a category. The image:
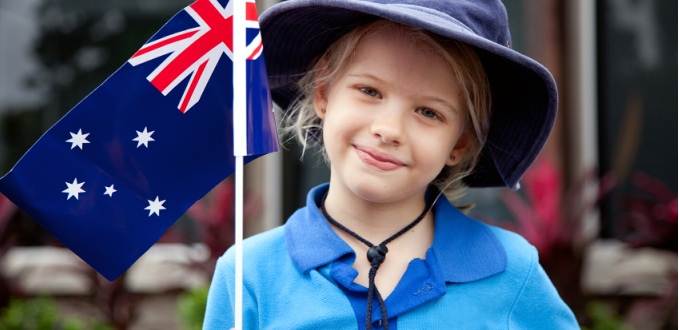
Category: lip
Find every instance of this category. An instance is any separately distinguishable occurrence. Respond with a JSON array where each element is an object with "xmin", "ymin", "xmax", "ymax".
[{"xmin": 354, "ymin": 146, "xmax": 406, "ymax": 171}]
